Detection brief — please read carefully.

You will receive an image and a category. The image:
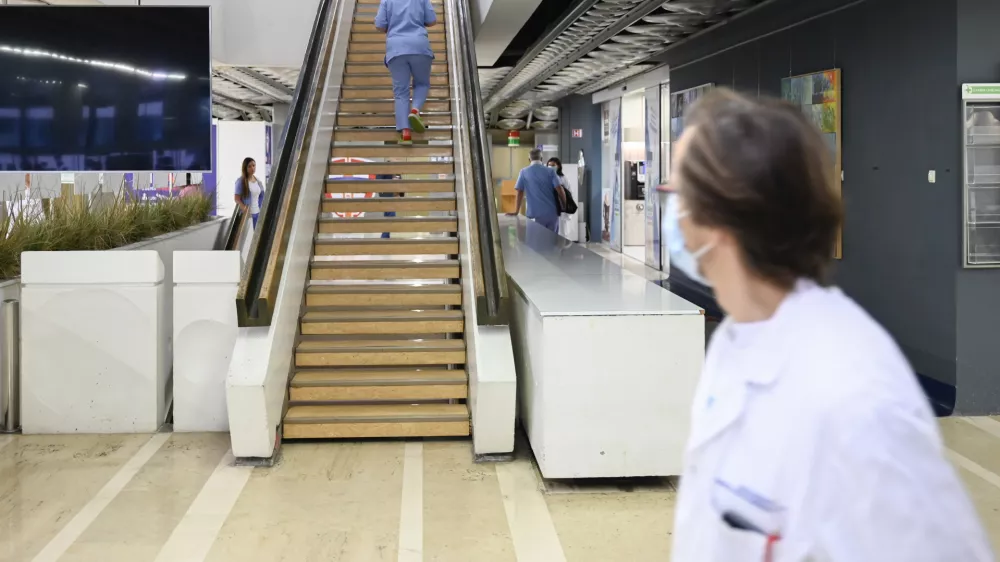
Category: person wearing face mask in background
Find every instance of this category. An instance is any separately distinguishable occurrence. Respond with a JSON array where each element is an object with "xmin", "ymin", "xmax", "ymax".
[
  {"xmin": 664, "ymin": 89, "xmax": 991, "ymax": 562},
  {"xmin": 547, "ymin": 157, "xmax": 570, "ymax": 192}
]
